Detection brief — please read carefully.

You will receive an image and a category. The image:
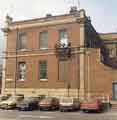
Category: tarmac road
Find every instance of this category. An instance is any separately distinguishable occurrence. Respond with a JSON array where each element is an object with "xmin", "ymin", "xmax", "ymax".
[{"xmin": 0, "ymin": 109, "xmax": 116, "ymax": 120}]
